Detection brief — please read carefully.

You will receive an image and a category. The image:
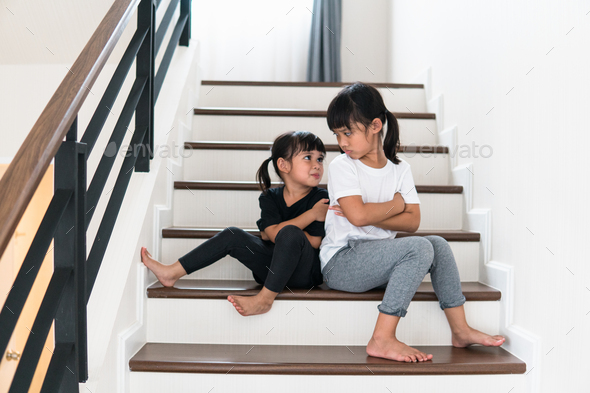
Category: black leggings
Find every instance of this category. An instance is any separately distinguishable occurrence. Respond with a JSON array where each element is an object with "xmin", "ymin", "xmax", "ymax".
[{"xmin": 178, "ymin": 225, "xmax": 324, "ymax": 293}]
